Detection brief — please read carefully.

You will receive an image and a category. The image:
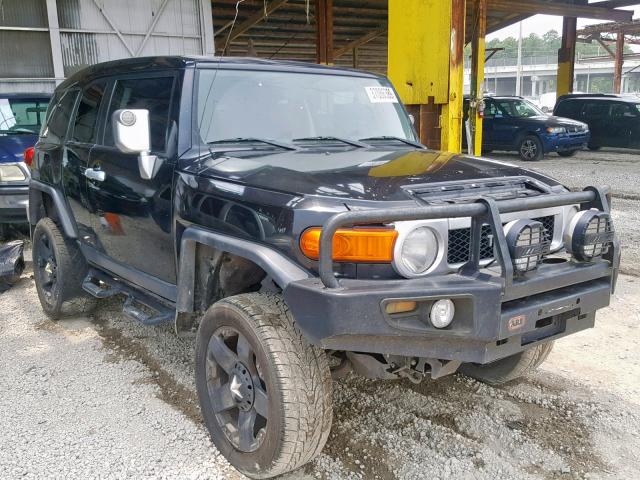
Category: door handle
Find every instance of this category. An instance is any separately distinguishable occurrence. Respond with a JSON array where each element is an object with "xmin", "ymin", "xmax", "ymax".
[{"xmin": 84, "ymin": 168, "xmax": 105, "ymax": 182}]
